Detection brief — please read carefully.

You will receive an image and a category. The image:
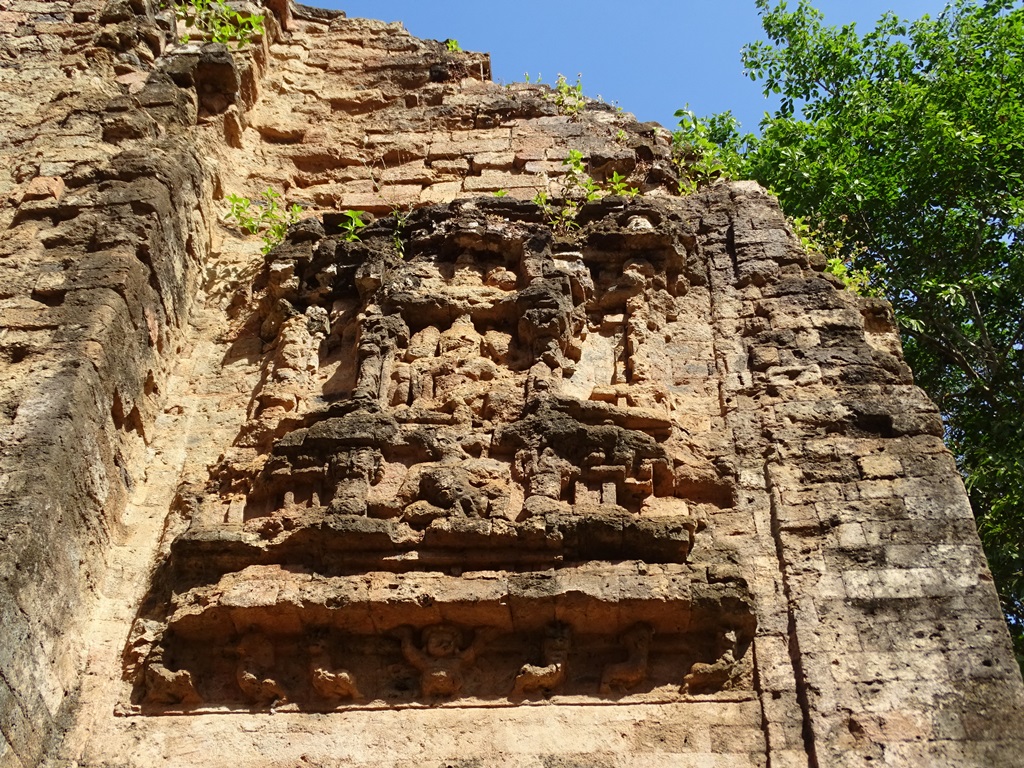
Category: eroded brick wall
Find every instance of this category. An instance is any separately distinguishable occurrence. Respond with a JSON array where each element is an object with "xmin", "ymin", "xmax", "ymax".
[
  {"xmin": 702, "ymin": 183, "xmax": 1024, "ymax": 765},
  {"xmin": 0, "ymin": 2, "xmax": 265, "ymax": 763}
]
